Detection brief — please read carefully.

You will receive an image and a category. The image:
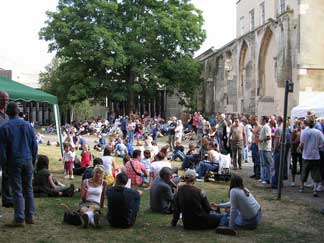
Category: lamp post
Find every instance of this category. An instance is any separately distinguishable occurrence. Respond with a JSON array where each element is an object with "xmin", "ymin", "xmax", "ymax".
[{"xmin": 277, "ymin": 80, "xmax": 294, "ymax": 200}]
